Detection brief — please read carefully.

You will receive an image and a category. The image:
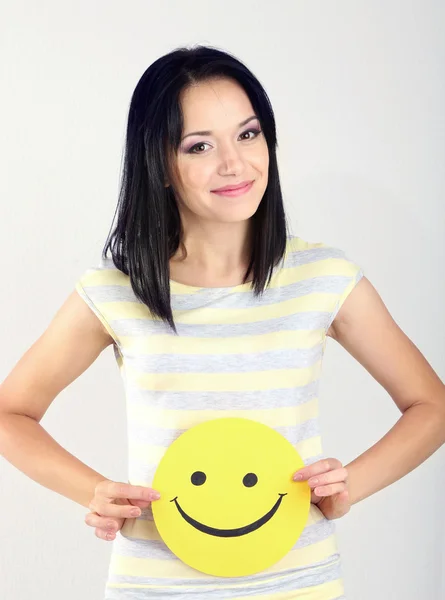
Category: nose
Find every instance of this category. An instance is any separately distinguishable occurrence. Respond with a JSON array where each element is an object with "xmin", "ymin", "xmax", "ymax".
[{"xmin": 217, "ymin": 142, "xmax": 245, "ymax": 176}]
